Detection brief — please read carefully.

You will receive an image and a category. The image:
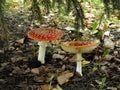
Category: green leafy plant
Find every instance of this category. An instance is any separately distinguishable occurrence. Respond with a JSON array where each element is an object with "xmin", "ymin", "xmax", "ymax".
[
  {"xmin": 102, "ymin": 49, "xmax": 110, "ymax": 58},
  {"xmin": 97, "ymin": 49, "xmax": 110, "ymax": 69},
  {"xmin": 92, "ymin": 21, "xmax": 98, "ymax": 32},
  {"xmin": 49, "ymin": 73, "xmax": 56, "ymax": 90},
  {"xmin": 99, "ymin": 77, "xmax": 107, "ymax": 90}
]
